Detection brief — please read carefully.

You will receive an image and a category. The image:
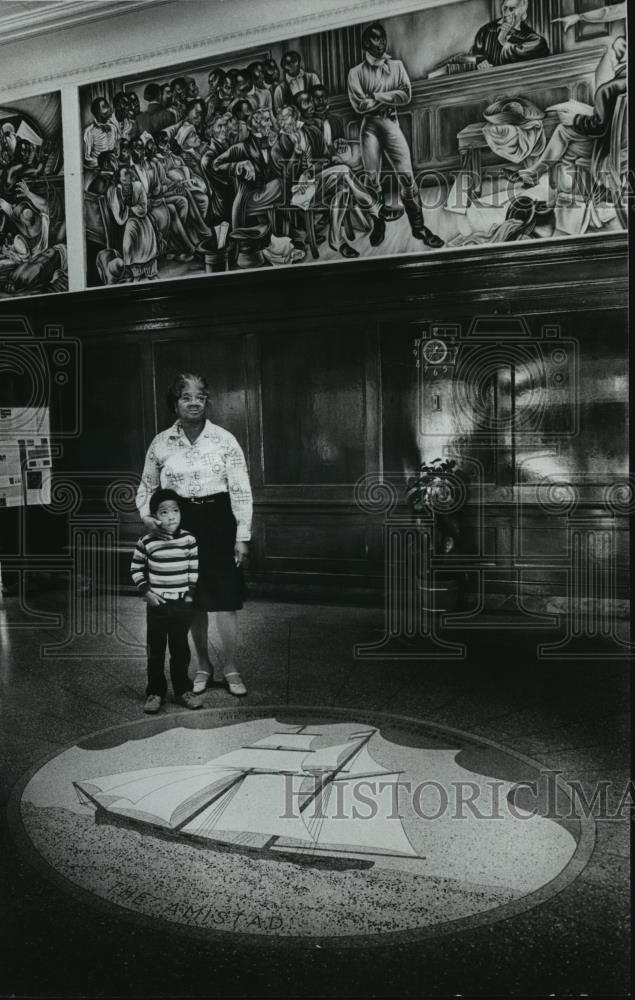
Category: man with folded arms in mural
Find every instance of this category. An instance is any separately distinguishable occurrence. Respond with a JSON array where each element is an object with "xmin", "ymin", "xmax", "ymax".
[
  {"xmin": 472, "ymin": 0, "xmax": 549, "ymax": 69},
  {"xmin": 347, "ymin": 21, "xmax": 443, "ymax": 248}
]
